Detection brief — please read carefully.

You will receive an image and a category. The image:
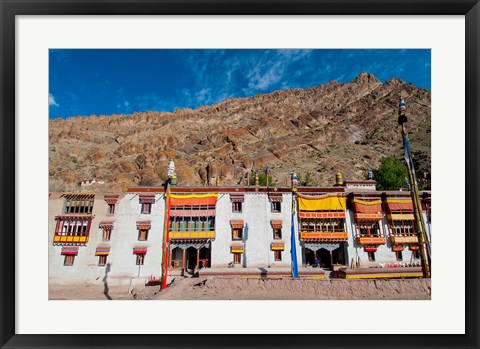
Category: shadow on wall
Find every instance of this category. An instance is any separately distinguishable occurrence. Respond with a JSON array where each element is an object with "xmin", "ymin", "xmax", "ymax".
[
  {"xmin": 103, "ymin": 263, "xmax": 112, "ymax": 300},
  {"xmin": 242, "ymin": 223, "xmax": 249, "ymax": 268}
]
